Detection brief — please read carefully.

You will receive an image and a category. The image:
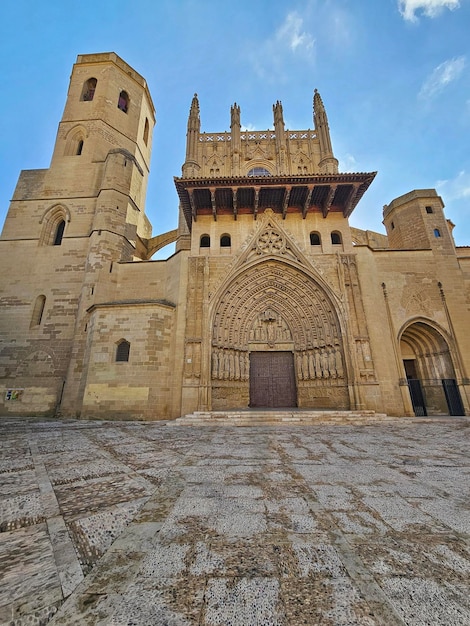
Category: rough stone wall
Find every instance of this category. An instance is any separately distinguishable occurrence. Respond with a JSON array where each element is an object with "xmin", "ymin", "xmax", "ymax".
[
  {"xmin": 190, "ymin": 212, "xmax": 355, "ymax": 258},
  {"xmin": 355, "ymin": 245, "xmax": 470, "ymax": 415},
  {"xmin": 0, "ymin": 237, "xmax": 88, "ymax": 415},
  {"xmin": 79, "ymin": 302, "xmax": 175, "ymax": 420}
]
